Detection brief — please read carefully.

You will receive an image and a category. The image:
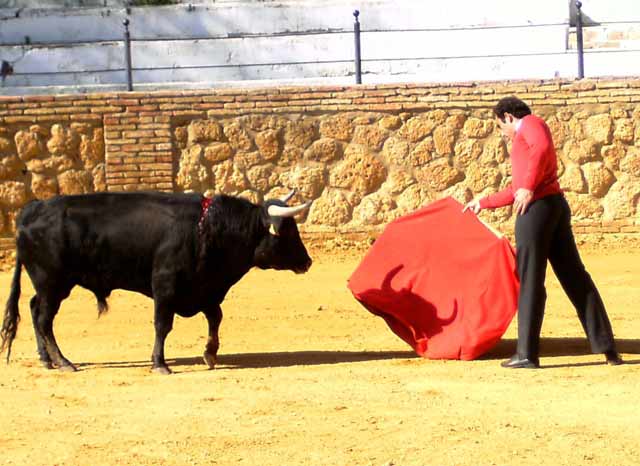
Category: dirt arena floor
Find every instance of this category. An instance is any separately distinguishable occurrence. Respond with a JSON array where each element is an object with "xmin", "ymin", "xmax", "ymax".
[{"xmin": 0, "ymin": 238, "xmax": 639, "ymax": 466}]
